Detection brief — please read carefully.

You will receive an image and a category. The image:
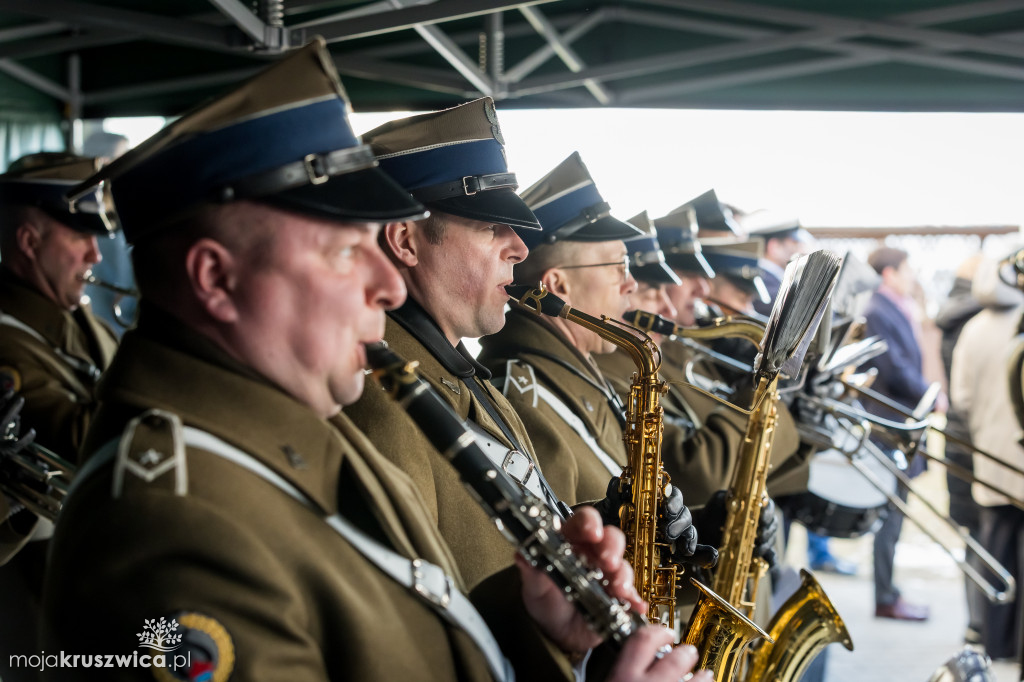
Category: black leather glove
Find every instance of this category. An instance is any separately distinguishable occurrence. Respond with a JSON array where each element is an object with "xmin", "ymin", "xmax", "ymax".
[
  {"xmin": 0, "ymin": 389, "xmax": 34, "ymax": 458},
  {"xmin": 662, "ymin": 483, "xmax": 718, "ymax": 569},
  {"xmin": 594, "ymin": 476, "xmax": 718, "ymax": 568},
  {"xmin": 592, "ymin": 476, "xmax": 627, "ymax": 528},
  {"xmin": 693, "ymin": 490, "xmax": 779, "ymax": 570}
]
